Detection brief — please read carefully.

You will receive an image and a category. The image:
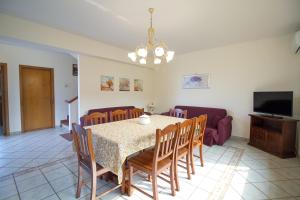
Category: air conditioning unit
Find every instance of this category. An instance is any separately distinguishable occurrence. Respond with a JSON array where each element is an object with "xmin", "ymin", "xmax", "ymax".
[{"xmin": 293, "ymin": 31, "xmax": 300, "ymax": 54}]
